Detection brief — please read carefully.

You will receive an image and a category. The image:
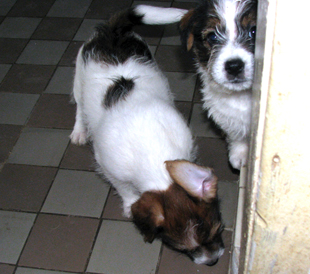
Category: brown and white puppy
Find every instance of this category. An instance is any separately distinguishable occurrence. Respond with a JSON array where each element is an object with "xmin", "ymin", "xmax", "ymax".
[
  {"xmin": 135, "ymin": 1, "xmax": 257, "ymax": 169},
  {"xmin": 70, "ymin": 8, "xmax": 224, "ymax": 266}
]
